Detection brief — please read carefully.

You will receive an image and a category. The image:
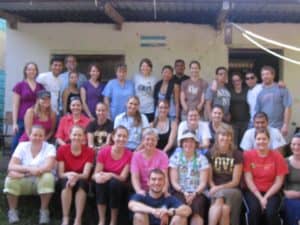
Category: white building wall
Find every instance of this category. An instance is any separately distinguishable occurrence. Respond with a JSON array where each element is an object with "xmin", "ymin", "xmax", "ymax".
[{"xmin": 4, "ymin": 22, "xmax": 300, "ymax": 129}]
